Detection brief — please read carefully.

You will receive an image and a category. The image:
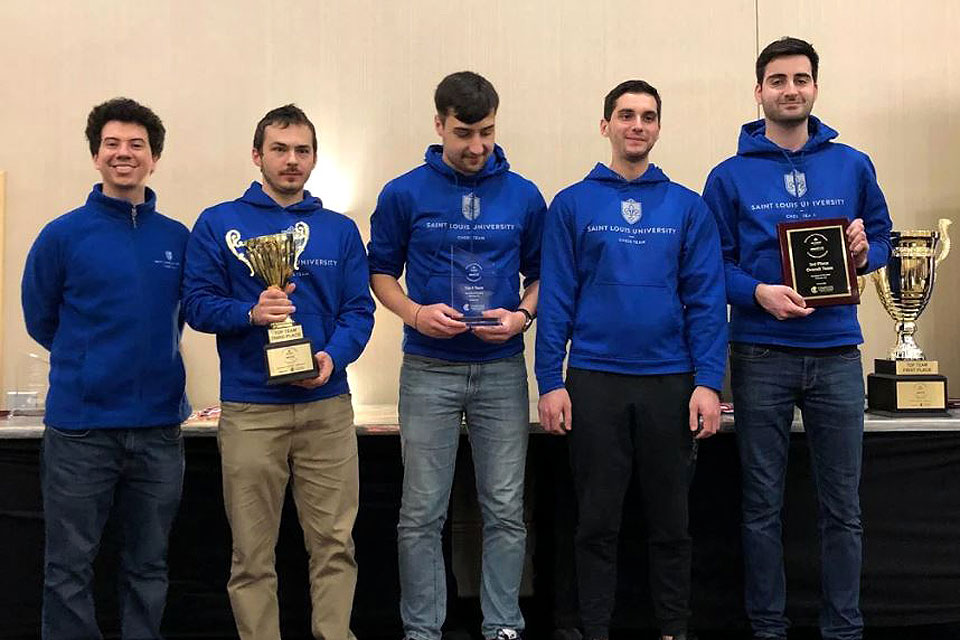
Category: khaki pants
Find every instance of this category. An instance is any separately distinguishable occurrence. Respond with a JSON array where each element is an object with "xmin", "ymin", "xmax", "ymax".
[{"xmin": 219, "ymin": 395, "xmax": 359, "ymax": 640}]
